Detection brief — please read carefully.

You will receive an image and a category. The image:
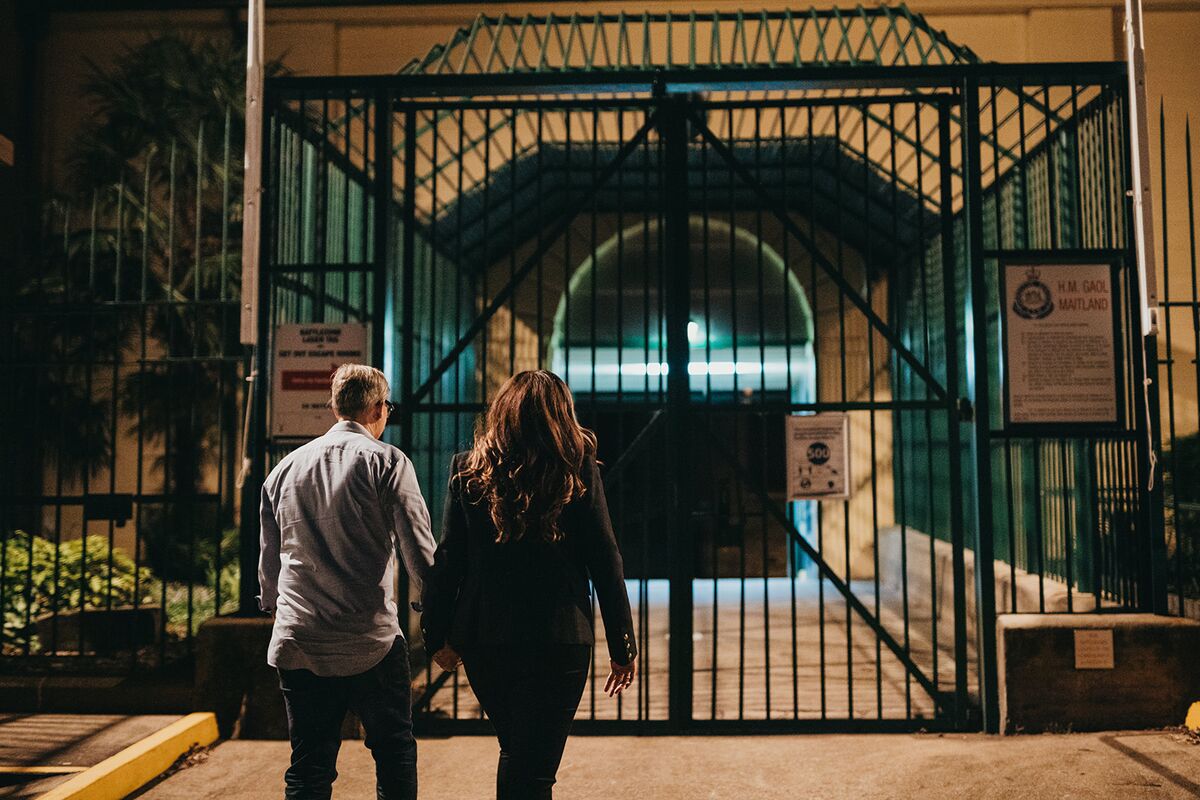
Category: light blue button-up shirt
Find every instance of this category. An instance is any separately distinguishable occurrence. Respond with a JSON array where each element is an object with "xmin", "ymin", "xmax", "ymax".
[{"xmin": 258, "ymin": 420, "xmax": 436, "ymax": 677}]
